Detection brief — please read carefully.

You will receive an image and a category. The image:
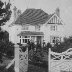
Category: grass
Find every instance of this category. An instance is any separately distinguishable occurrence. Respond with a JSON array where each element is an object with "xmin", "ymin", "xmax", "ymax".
[
  {"xmin": 0, "ymin": 50, "xmax": 48, "ymax": 72},
  {"xmin": 0, "ymin": 56, "xmax": 14, "ymax": 72},
  {"xmin": 0, "ymin": 60, "xmax": 48, "ymax": 72},
  {"xmin": 0, "ymin": 63, "xmax": 48, "ymax": 72},
  {"xmin": 28, "ymin": 64, "xmax": 48, "ymax": 72}
]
